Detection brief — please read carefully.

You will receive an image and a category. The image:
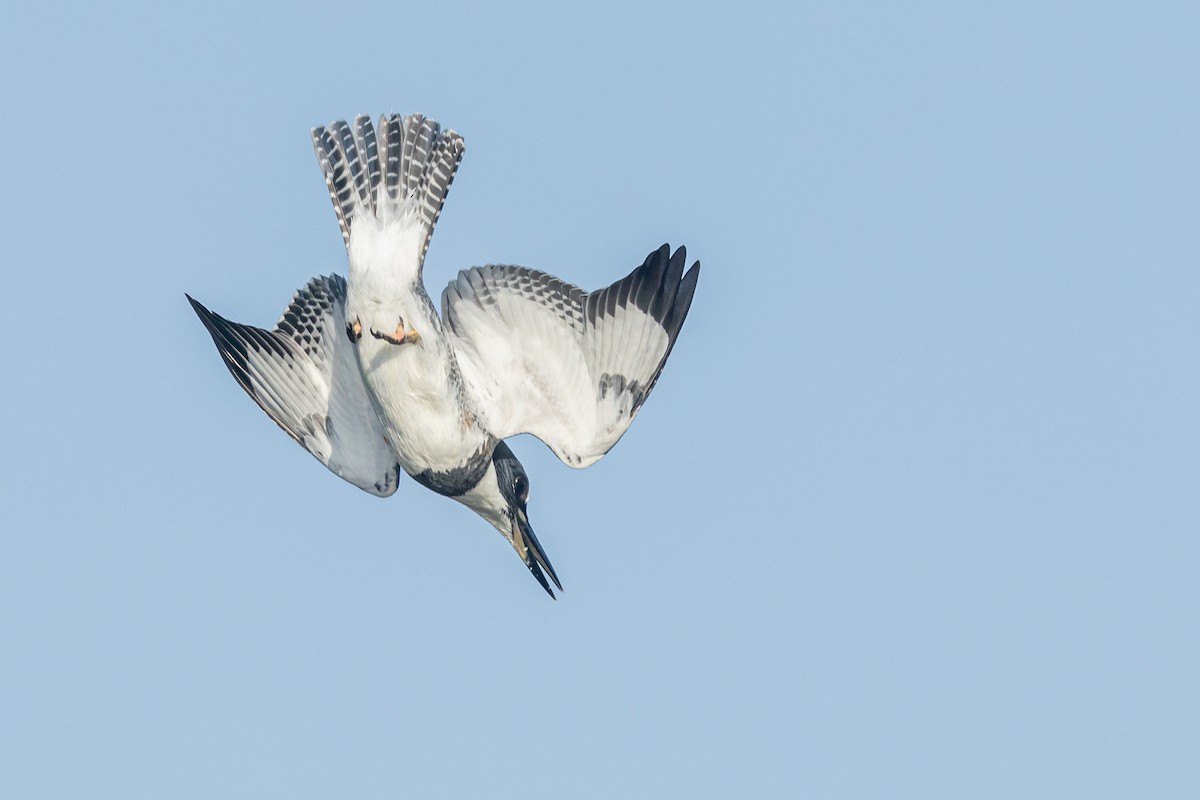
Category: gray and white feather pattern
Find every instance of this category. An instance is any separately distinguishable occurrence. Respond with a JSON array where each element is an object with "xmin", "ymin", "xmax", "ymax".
[
  {"xmin": 443, "ymin": 244, "xmax": 700, "ymax": 467},
  {"xmin": 311, "ymin": 113, "xmax": 464, "ymax": 264},
  {"xmin": 187, "ymin": 276, "xmax": 400, "ymax": 496}
]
